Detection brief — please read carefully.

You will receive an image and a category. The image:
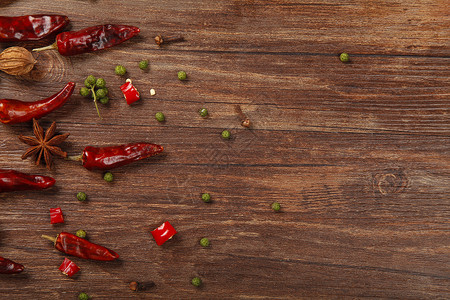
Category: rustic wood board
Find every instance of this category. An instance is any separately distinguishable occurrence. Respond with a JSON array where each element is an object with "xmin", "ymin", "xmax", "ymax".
[{"xmin": 0, "ymin": 0, "xmax": 449, "ymax": 299}]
